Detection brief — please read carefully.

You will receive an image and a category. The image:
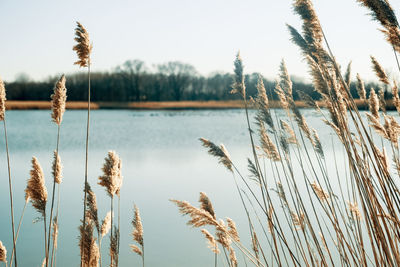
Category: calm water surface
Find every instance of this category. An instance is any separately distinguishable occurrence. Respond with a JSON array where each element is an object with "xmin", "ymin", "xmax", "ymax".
[{"xmin": 0, "ymin": 109, "xmax": 349, "ymax": 266}]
